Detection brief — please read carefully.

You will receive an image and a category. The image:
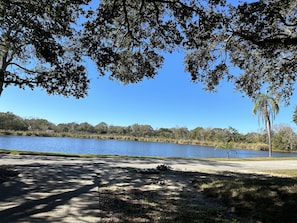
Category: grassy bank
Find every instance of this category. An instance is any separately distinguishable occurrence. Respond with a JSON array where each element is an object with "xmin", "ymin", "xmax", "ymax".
[
  {"xmin": 1, "ymin": 148, "xmax": 297, "ymax": 162},
  {"xmin": 0, "ymin": 148, "xmax": 159, "ymax": 159}
]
